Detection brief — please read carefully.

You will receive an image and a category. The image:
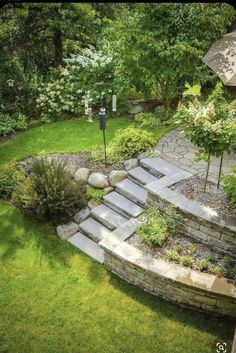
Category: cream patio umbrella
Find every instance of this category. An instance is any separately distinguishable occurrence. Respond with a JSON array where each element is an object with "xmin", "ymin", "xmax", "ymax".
[
  {"xmin": 202, "ymin": 31, "xmax": 236, "ymax": 86},
  {"xmin": 202, "ymin": 31, "xmax": 236, "ymax": 188}
]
